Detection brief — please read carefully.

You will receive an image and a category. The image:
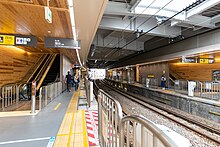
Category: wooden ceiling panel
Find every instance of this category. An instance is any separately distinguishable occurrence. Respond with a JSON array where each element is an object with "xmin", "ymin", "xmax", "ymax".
[{"xmin": 0, "ymin": 0, "xmax": 77, "ymax": 63}]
